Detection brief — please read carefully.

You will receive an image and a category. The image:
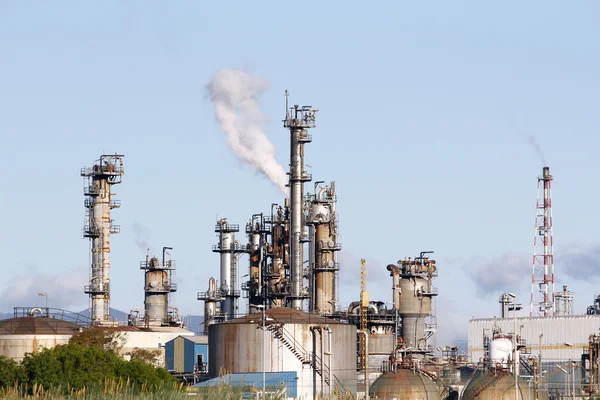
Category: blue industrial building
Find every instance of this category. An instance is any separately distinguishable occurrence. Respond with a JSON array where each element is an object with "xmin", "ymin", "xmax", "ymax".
[
  {"xmin": 193, "ymin": 372, "xmax": 298, "ymax": 399},
  {"xmin": 165, "ymin": 335, "xmax": 208, "ymax": 374}
]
